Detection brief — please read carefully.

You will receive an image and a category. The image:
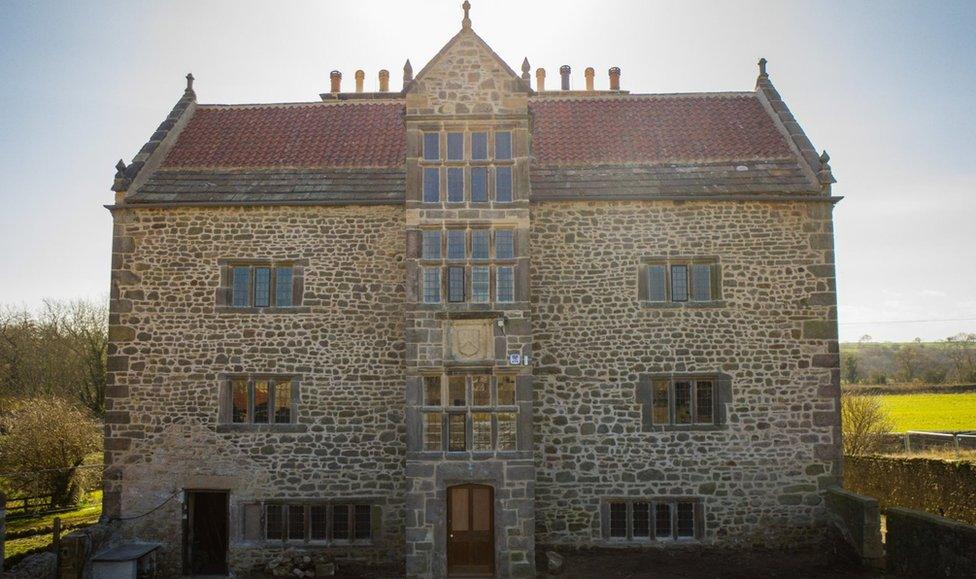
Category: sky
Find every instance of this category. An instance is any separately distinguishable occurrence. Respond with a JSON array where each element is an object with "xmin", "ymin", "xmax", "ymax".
[{"xmin": 0, "ymin": 0, "xmax": 974, "ymax": 342}]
